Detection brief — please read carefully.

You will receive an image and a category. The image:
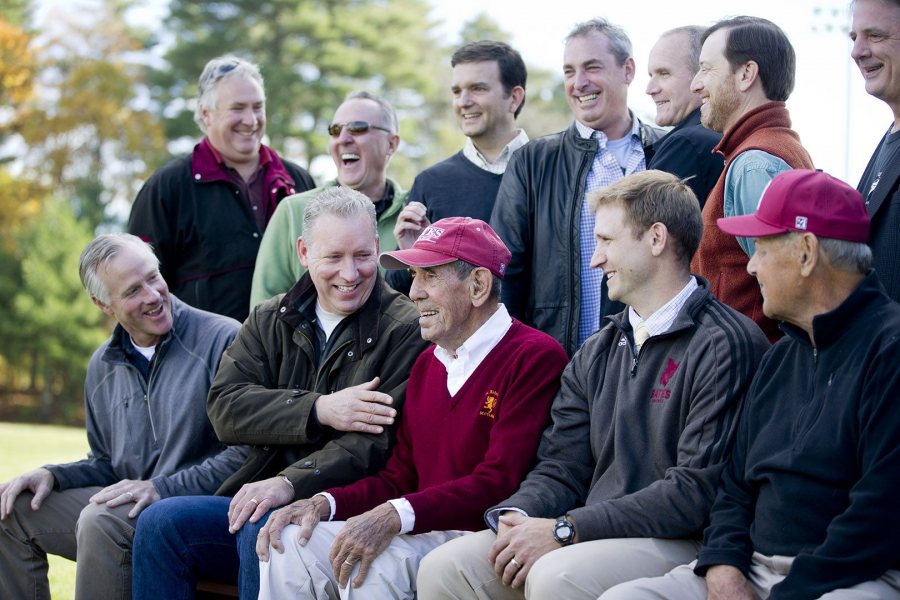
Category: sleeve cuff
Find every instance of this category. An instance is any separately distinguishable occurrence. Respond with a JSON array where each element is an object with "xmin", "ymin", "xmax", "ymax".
[
  {"xmin": 485, "ymin": 506, "xmax": 528, "ymax": 531},
  {"xmin": 315, "ymin": 492, "xmax": 336, "ymax": 521},
  {"xmin": 388, "ymin": 498, "xmax": 416, "ymax": 534}
]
